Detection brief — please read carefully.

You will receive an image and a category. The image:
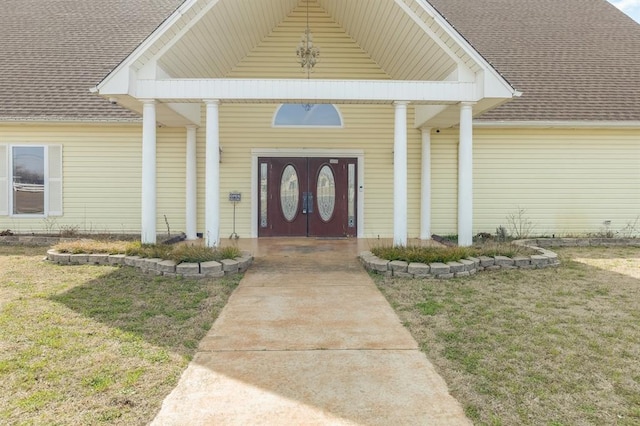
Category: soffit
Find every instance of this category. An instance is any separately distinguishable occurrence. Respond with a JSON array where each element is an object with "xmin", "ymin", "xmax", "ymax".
[{"xmin": 154, "ymin": 0, "xmax": 465, "ymax": 81}]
